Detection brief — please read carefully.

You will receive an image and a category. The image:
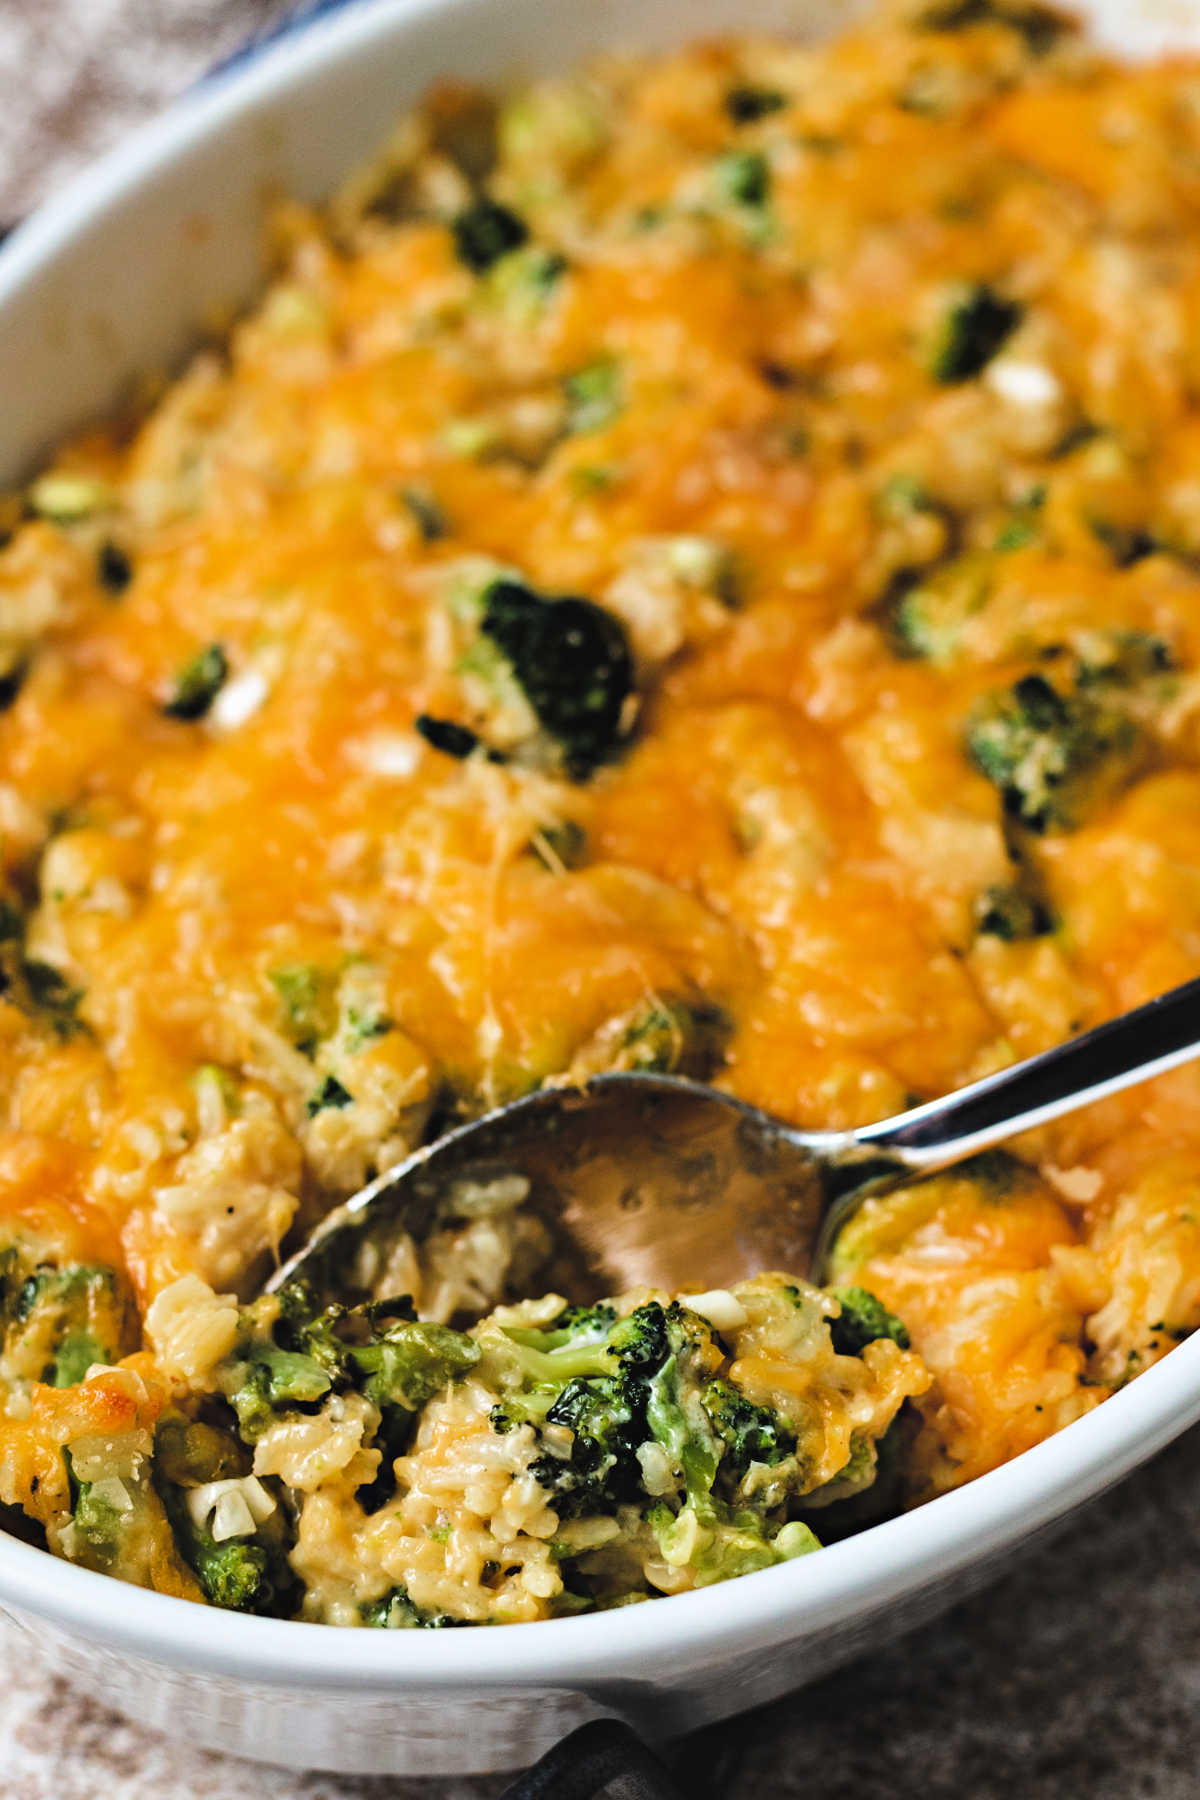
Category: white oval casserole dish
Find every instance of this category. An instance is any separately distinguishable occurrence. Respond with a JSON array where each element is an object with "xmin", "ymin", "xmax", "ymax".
[{"xmin": 1, "ymin": 0, "xmax": 1200, "ymax": 1777}]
